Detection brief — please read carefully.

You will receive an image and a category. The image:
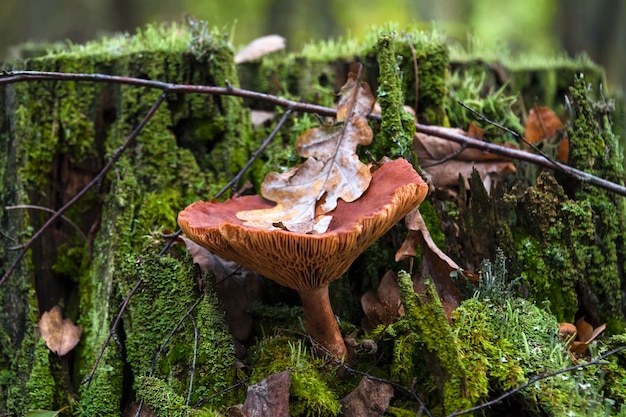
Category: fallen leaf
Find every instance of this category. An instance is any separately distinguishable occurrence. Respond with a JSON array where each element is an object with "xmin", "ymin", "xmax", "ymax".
[
  {"xmin": 361, "ymin": 271, "xmax": 404, "ymax": 330},
  {"xmin": 230, "ymin": 370, "xmax": 291, "ymax": 417},
  {"xmin": 524, "ymin": 106, "xmax": 568, "ymax": 162},
  {"xmin": 234, "ymin": 34, "xmax": 286, "ymax": 64},
  {"xmin": 395, "ymin": 208, "xmax": 477, "ymax": 319},
  {"xmin": 560, "ymin": 317, "xmax": 606, "ymax": 356},
  {"xmin": 38, "ymin": 306, "xmax": 82, "ymax": 356},
  {"xmin": 415, "ymin": 127, "xmax": 516, "ymax": 196},
  {"xmin": 339, "ymin": 376, "xmax": 394, "ymax": 417},
  {"xmin": 525, "ymin": 106, "xmax": 563, "ymax": 144},
  {"xmin": 180, "ymin": 236, "xmax": 264, "ymax": 342},
  {"xmin": 237, "ymin": 73, "xmax": 375, "ymax": 233}
]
